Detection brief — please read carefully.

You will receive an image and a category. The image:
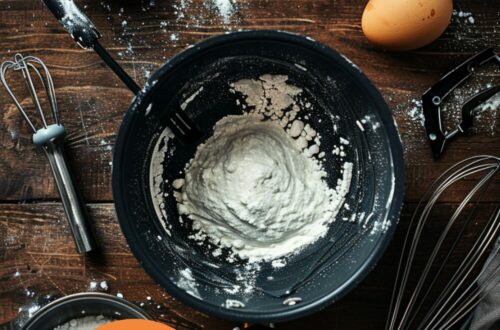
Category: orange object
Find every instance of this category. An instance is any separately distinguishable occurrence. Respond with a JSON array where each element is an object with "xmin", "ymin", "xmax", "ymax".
[
  {"xmin": 97, "ymin": 319, "xmax": 175, "ymax": 330},
  {"xmin": 361, "ymin": 0, "xmax": 453, "ymax": 51}
]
